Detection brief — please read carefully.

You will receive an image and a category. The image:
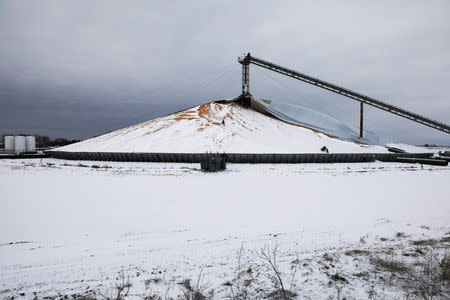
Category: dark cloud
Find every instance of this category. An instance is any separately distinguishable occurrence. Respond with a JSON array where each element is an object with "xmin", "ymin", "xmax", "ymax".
[{"xmin": 1, "ymin": 1, "xmax": 449, "ymax": 144}]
